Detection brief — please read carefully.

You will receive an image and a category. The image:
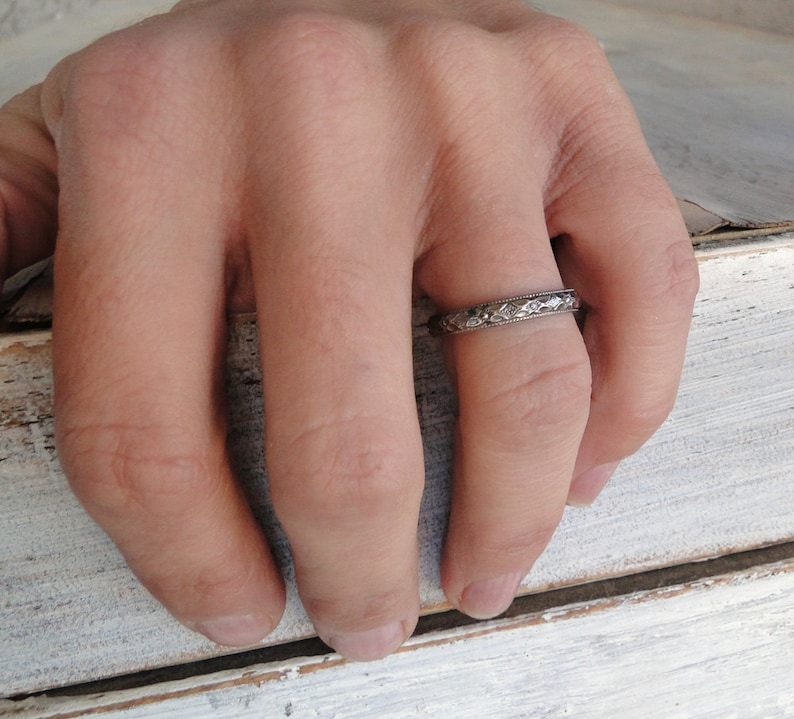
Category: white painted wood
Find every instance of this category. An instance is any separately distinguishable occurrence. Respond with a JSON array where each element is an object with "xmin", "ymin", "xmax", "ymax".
[
  {"xmin": 0, "ymin": 1, "xmax": 102, "ymax": 41},
  {"xmin": 605, "ymin": 0, "xmax": 794, "ymax": 36},
  {"xmin": 2, "ymin": 238, "xmax": 793, "ymax": 696},
  {"xmin": 2, "ymin": 0, "xmax": 794, "ymax": 701},
  {"xmin": 5, "ymin": 559, "xmax": 794, "ymax": 718}
]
